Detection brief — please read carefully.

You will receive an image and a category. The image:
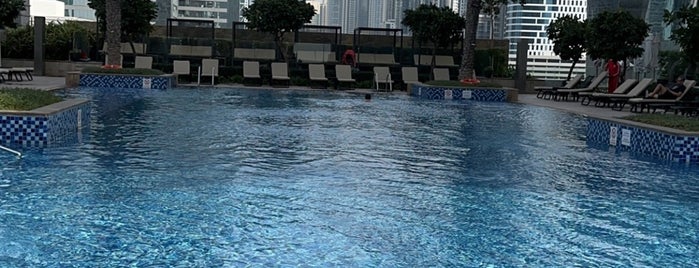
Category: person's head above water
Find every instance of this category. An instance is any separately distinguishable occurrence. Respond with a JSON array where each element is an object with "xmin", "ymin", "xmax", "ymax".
[{"xmin": 365, "ymin": 93, "xmax": 371, "ymax": 101}]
